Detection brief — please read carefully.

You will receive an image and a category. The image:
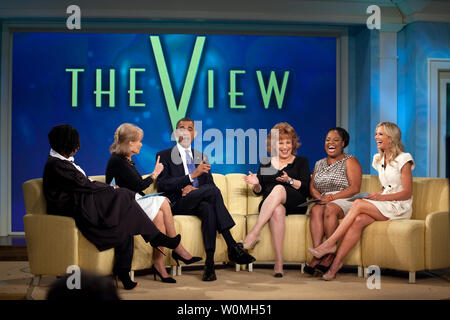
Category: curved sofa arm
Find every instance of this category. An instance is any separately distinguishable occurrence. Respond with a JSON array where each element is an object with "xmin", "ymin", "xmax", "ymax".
[
  {"xmin": 425, "ymin": 211, "xmax": 450, "ymax": 270},
  {"xmin": 23, "ymin": 214, "xmax": 79, "ymax": 276}
]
